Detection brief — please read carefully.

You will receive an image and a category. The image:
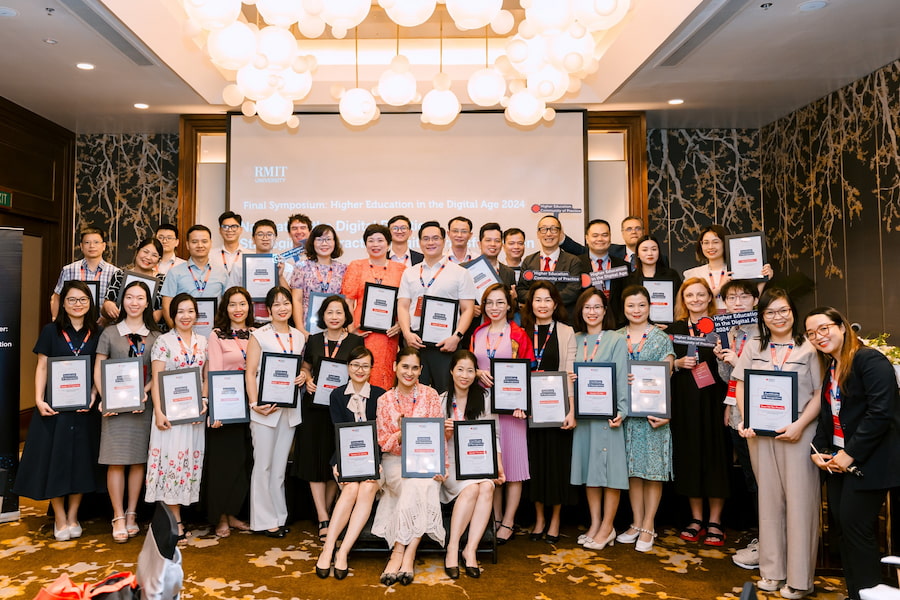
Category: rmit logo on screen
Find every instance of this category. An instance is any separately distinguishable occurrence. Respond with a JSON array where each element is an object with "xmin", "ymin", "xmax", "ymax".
[{"xmin": 254, "ymin": 166, "xmax": 288, "ymax": 183}]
